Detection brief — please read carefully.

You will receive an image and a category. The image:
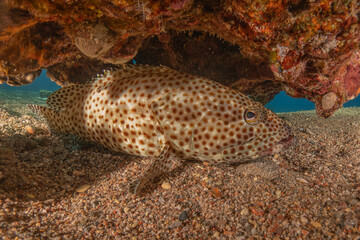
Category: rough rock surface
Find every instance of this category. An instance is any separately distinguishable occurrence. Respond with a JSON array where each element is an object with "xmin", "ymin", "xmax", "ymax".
[{"xmin": 0, "ymin": 0, "xmax": 359, "ymax": 117}]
